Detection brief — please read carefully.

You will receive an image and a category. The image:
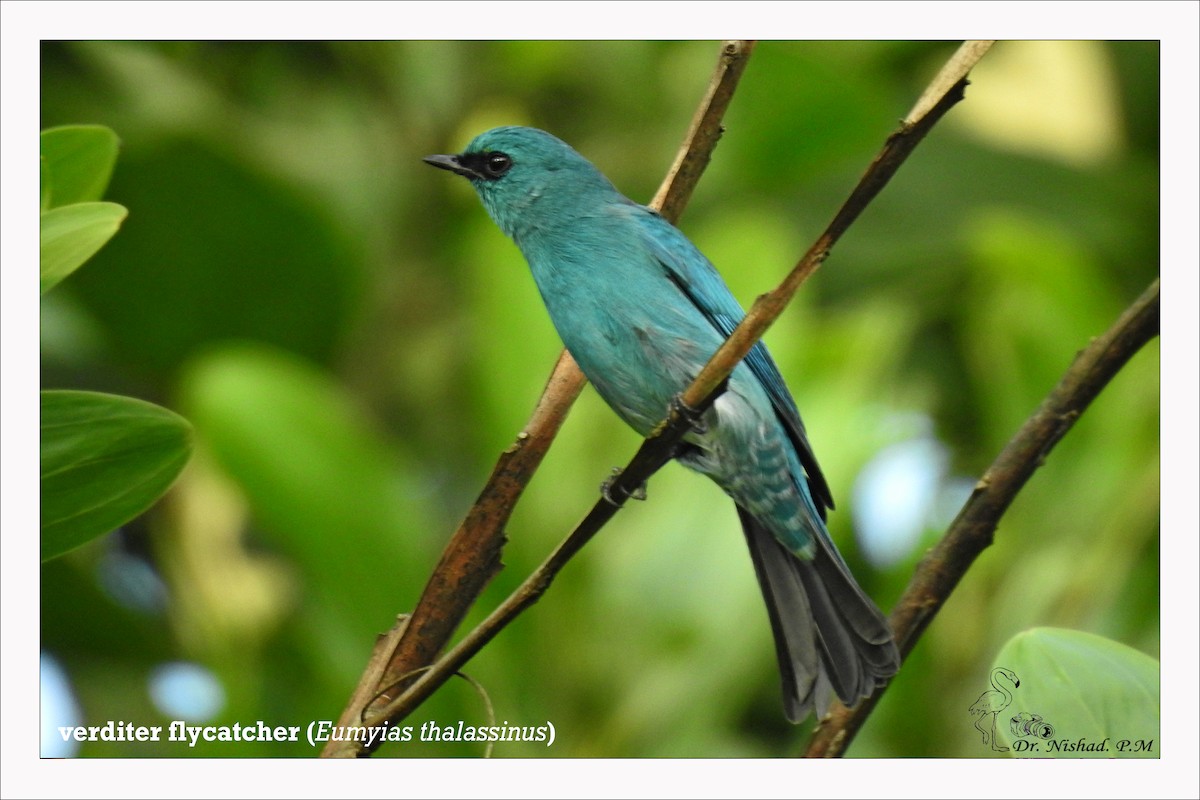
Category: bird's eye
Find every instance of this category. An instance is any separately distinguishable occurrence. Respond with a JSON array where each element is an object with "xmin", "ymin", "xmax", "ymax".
[{"xmin": 483, "ymin": 152, "xmax": 512, "ymax": 178}]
